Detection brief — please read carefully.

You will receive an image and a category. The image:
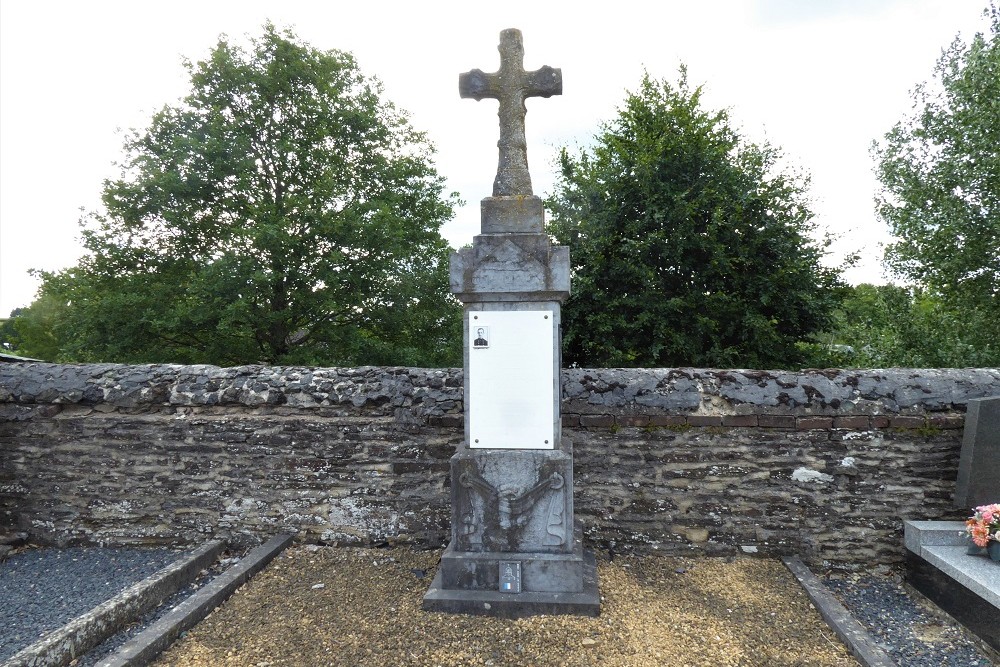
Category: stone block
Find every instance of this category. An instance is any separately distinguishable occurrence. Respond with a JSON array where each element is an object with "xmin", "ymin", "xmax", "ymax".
[
  {"xmin": 758, "ymin": 415, "xmax": 796, "ymax": 429},
  {"xmin": 450, "ymin": 234, "xmax": 570, "ymax": 302},
  {"xmin": 903, "ymin": 520, "xmax": 968, "ymax": 553},
  {"xmin": 480, "ymin": 196, "xmax": 545, "ymax": 234},
  {"xmin": 954, "ymin": 396, "xmax": 1000, "ymax": 508},
  {"xmin": 891, "ymin": 416, "xmax": 926, "ymax": 429},
  {"xmin": 618, "ymin": 415, "xmax": 650, "ymax": 427},
  {"xmin": 797, "ymin": 416, "xmax": 833, "ymax": 430},
  {"xmin": 580, "ymin": 415, "xmax": 614, "ymax": 428},
  {"xmin": 928, "ymin": 415, "xmax": 965, "ymax": 429},
  {"xmin": 428, "ymin": 416, "xmax": 463, "ymax": 428},
  {"xmin": 437, "ymin": 540, "xmax": 585, "ymax": 592},
  {"xmin": 687, "ymin": 416, "xmax": 723, "ymax": 427},
  {"xmin": 449, "ymin": 449, "xmax": 574, "ymax": 554},
  {"xmin": 833, "ymin": 416, "xmax": 870, "ymax": 430},
  {"xmin": 722, "ymin": 415, "xmax": 758, "ymax": 427},
  {"xmin": 423, "ymin": 532, "xmax": 600, "ymax": 618},
  {"xmin": 648, "ymin": 415, "xmax": 688, "ymax": 427}
]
